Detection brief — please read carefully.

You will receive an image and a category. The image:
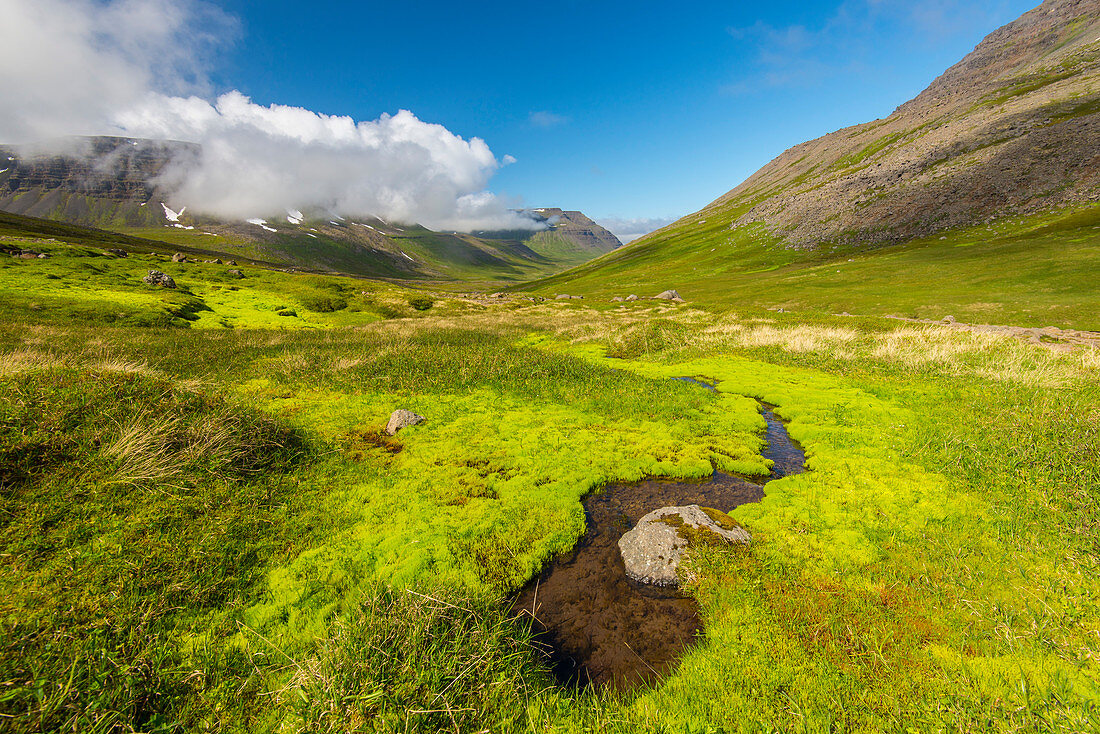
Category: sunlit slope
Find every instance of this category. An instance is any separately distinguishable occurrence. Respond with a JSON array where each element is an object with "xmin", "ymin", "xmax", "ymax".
[
  {"xmin": 521, "ymin": 0, "xmax": 1100, "ymax": 328},
  {"xmin": 522, "ymin": 205, "xmax": 1100, "ymax": 330}
]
